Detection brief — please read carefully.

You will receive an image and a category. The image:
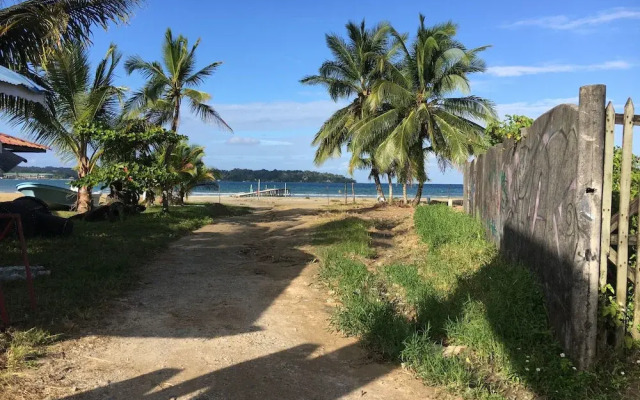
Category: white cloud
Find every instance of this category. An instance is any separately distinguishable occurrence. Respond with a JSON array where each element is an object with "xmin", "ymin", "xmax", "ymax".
[
  {"xmin": 487, "ymin": 61, "xmax": 631, "ymax": 77},
  {"xmin": 496, "ymin": 97, "xmax": 578, "ymax": 118},
  {"xmin": 226, "ymin": 136, "xmax": 260, "ymax": 146},
  {"xmin": 204, "ymin": 100, "xmax": 348, "ymax": 132},
  {"xmin": 505, "ymin": 8, "xmax": 640, "ymax": 30},
  {"xmin": 260, "ymin": 140, "xmax": 293, "ymax": 146}
]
